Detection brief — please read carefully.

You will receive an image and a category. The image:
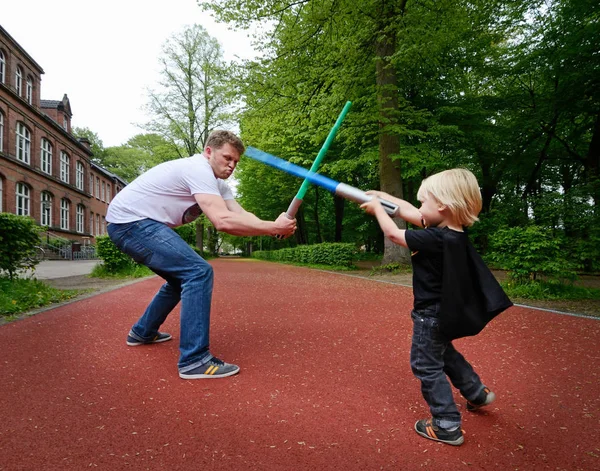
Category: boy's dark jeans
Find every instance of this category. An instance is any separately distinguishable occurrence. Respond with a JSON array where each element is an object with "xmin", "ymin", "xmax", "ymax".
[{"xmin": 410, "ymin": 305, "xmax": 486, "ymax": 428}]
